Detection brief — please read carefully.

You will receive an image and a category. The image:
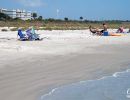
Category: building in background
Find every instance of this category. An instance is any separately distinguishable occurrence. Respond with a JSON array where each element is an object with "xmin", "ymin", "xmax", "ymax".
[{"xmin": 0, "ymin": 8, "xmax": 32, "ymax": 20}]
